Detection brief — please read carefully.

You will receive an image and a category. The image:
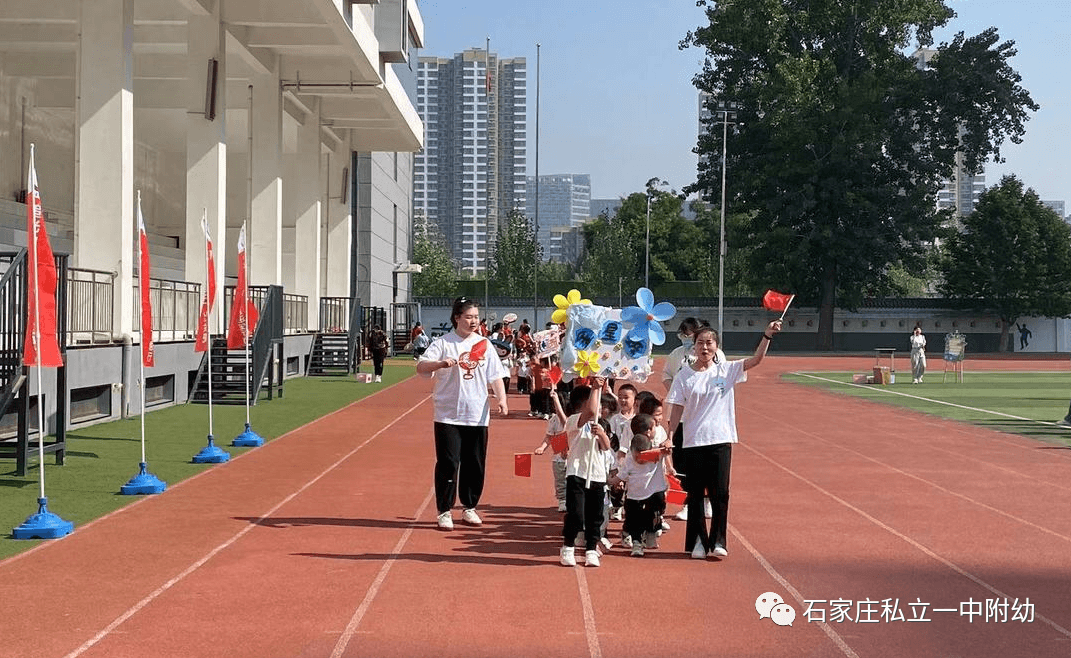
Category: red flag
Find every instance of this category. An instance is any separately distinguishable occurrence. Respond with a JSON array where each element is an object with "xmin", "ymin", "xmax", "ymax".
[
  {"xmin": 137, "ymin": 198, "xmax": 154, "ymax": 367},
  {"xmin": 227, "ymin": 224, "xmax": 258, "ymax": 349},
  {"xmin": 514, "ymin": 453, "xmax": 532, "ymax": 477},
  {"xmin": 547, "ymin": 364, "xmax": 563, "ymax": 386},
  {"xmin": 762, "ymin": 290, "xmax": 794, "ymax": 312},
  {"xmin": 549, "ymin": 431, "xmax": 568, "ymax": 454},
  {"xmin": 194, "ymin": 215, "xmax": 216, "ymax": 352},
  {"xmin": 22, "ymin": 146, "xmax": 63, "ymax": 368}
]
